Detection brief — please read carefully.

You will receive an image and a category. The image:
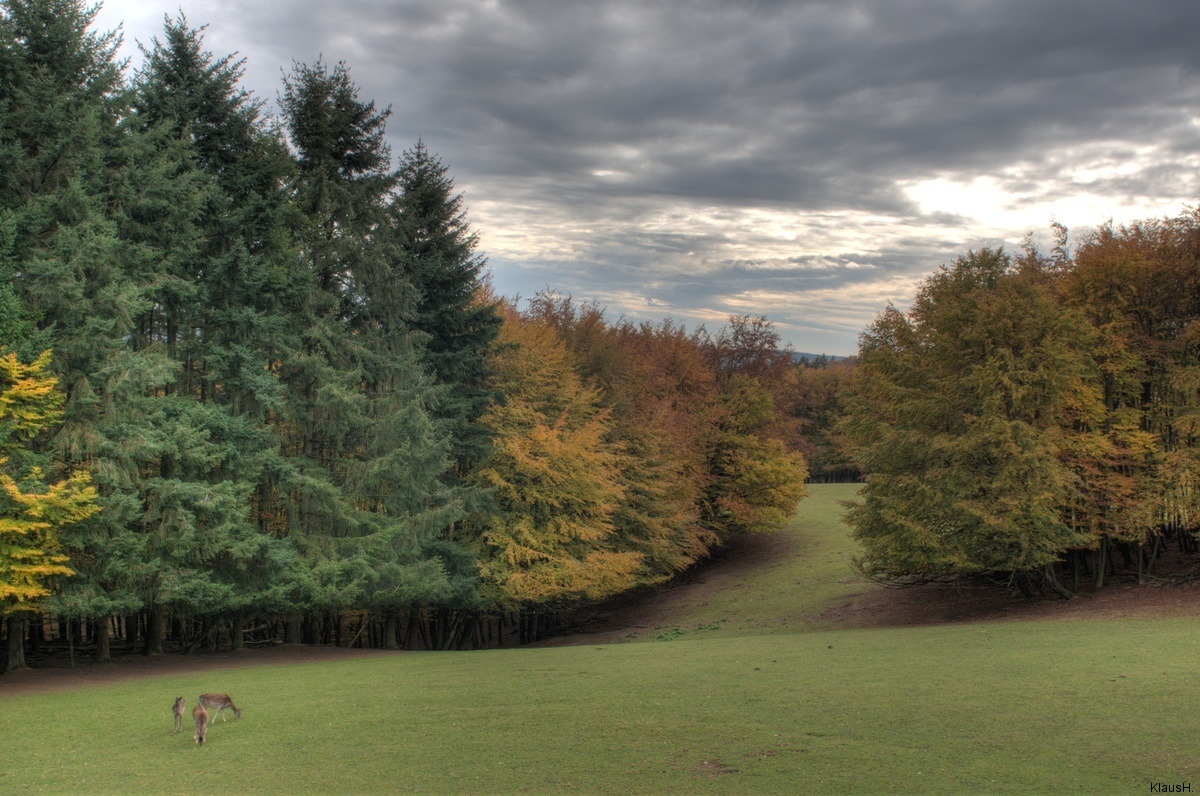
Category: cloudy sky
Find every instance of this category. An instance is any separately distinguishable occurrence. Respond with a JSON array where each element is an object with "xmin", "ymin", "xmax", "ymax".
[{"xmin": 93, "ymin": 0, "xmax": 1200, "ymax": 356}]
